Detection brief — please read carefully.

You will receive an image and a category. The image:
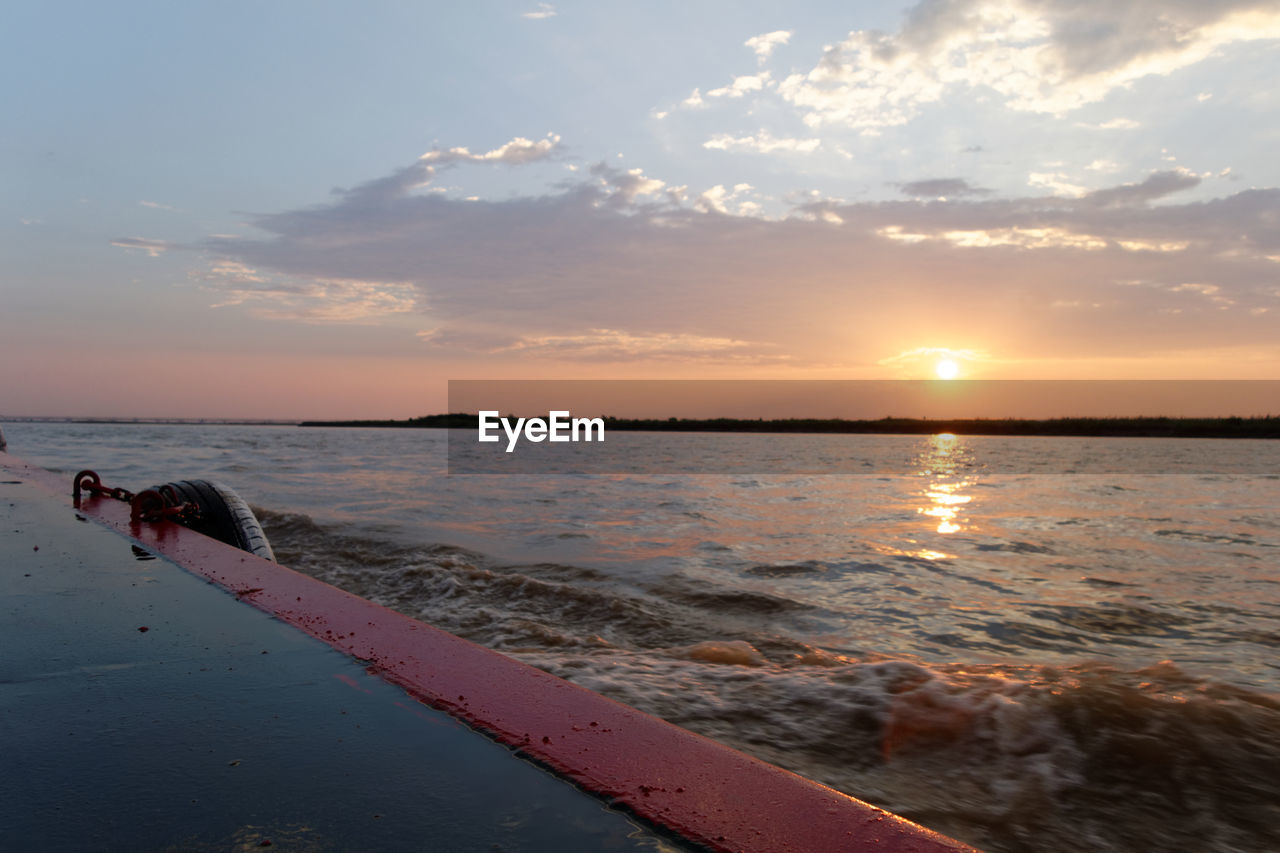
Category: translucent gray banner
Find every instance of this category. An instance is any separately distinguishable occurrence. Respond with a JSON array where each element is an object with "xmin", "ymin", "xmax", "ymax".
[{"xmin": 446, "ymin": 380, "xmax": 1279, "ymax": 475}]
